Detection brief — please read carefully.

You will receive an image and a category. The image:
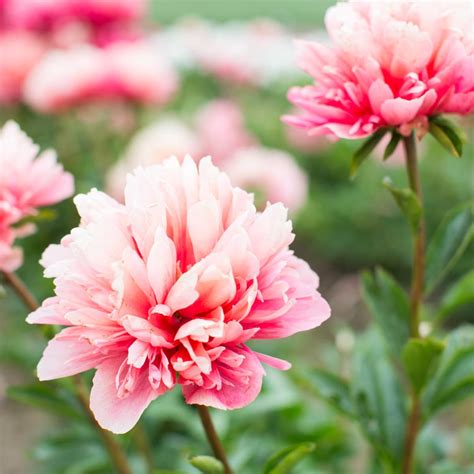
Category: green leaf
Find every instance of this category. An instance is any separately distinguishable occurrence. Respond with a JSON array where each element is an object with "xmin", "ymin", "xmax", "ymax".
[
  {"xmin": 402, "ymin": 338, "xmax": 445, "ymax": 394},
  {"xmin": 350, "ymin": 129, "xmax": 387, "ymax": 179},
  {"xmin": 383, "ymin": 132, "xmax": 401, "ymax": 161},
  {"xmin": 351, "ymin": 331, "xmax": 407, "ymax": 464},
  {"xmin": 7, "ymin": 382, "xmax": 82, "ymax": 419},
  {"xmin": 361, "ymin": 268, "xmax": 410, "ymax": 356},
  {"xmin": 423, "ymin": 325, "xmax": 474, "ymax": 418},
  {"xmin": 291, "ymin": 368, "xmax": 355, "ymax": 418},
  {"xmin": 429, "ymin": 115, "xmax": 466, "ymax": 158},
  {"xmin": 383, "ymin": 177, "xmax": 422, "ymax": 233},
  {"xmin": 189, "ymin": 455, "xmax": 224, "ymax": 474},
  {"xmin": 264, "ymin": 443, "xmax": 316, "ymax": 474},
  {"xmin": 425, "ymin": 203, "xmax": 474, "ymax": 294},
  {"xmin": 437, "ymin": 271, "xmax": 474, "ymax": 322}
]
